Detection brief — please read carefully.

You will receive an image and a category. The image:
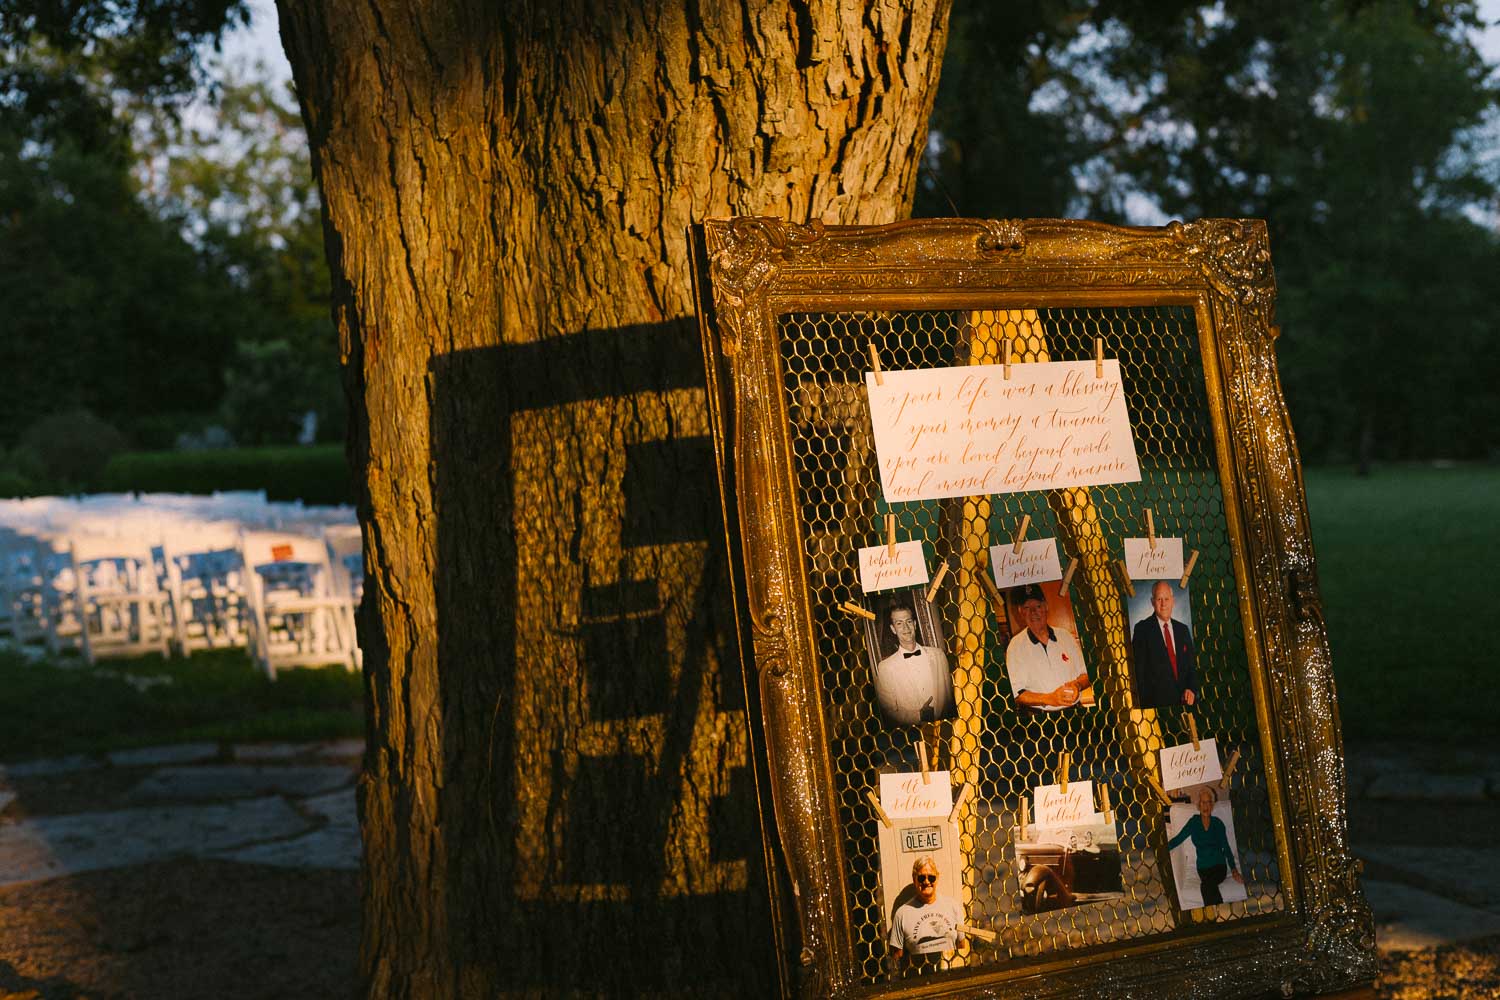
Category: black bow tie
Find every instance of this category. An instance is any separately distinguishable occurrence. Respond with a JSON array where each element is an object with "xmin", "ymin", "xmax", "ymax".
[{"xmin": 902, "ymin": 649, "xmax": 922, "ymax": 658}]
